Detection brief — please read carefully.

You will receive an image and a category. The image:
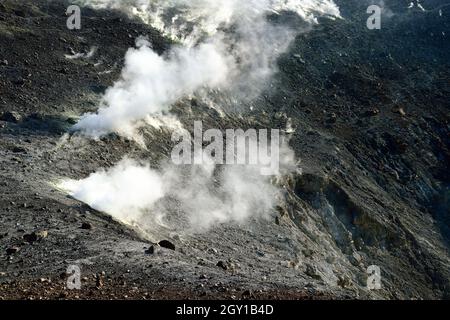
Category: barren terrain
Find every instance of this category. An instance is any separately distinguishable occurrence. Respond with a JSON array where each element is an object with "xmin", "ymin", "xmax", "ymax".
[{"xmin": 0, "ymin": 0, "xmax": 449, "ymax": 300}]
